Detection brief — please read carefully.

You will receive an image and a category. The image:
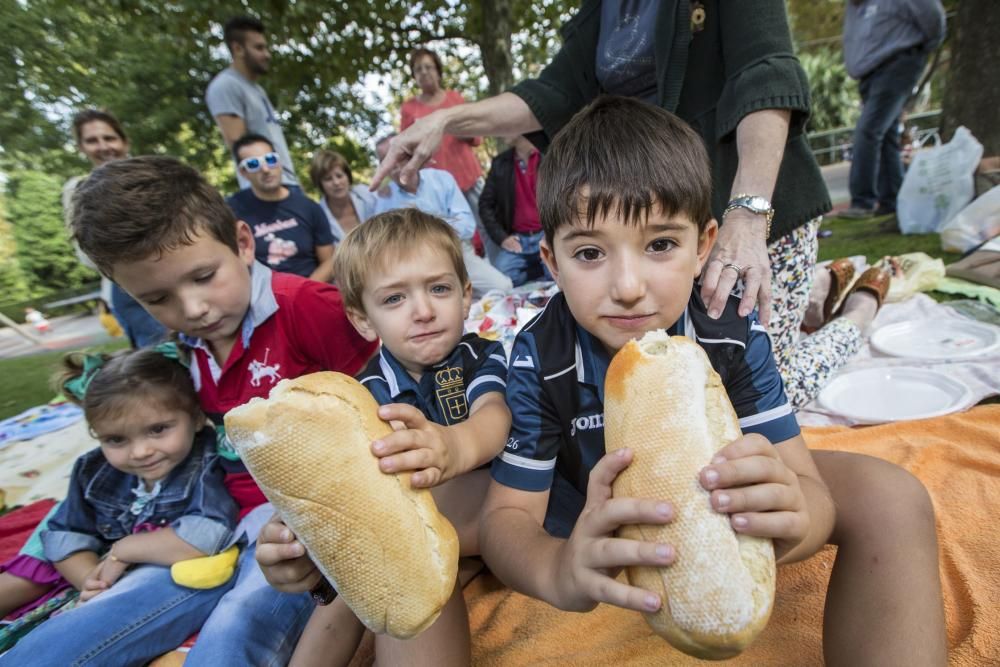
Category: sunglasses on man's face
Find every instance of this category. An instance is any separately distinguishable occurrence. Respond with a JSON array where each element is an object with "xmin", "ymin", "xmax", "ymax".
[{"xmin": 238, "ymin": 152, "xmax": 280, "ymax": 173}]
